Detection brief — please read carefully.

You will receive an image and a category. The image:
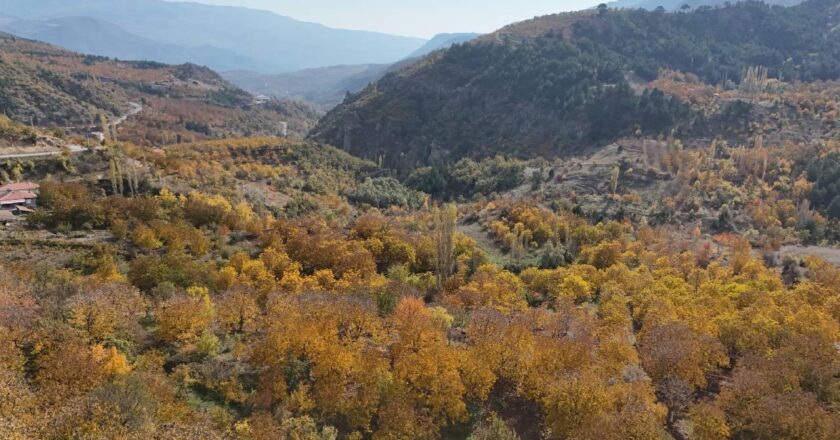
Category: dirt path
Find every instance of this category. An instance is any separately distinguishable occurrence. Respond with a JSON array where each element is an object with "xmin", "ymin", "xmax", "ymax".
[
  {"xmin": 58, "ymin": 101, "xmax": 143, "ymax": 132},
  {"xmin": 113, "ymin": 102, "xmax": 143, "ymax": 126},
  {"xmin": 0, "ymin": 102, "xmax": 141, "ymax": 160}
]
